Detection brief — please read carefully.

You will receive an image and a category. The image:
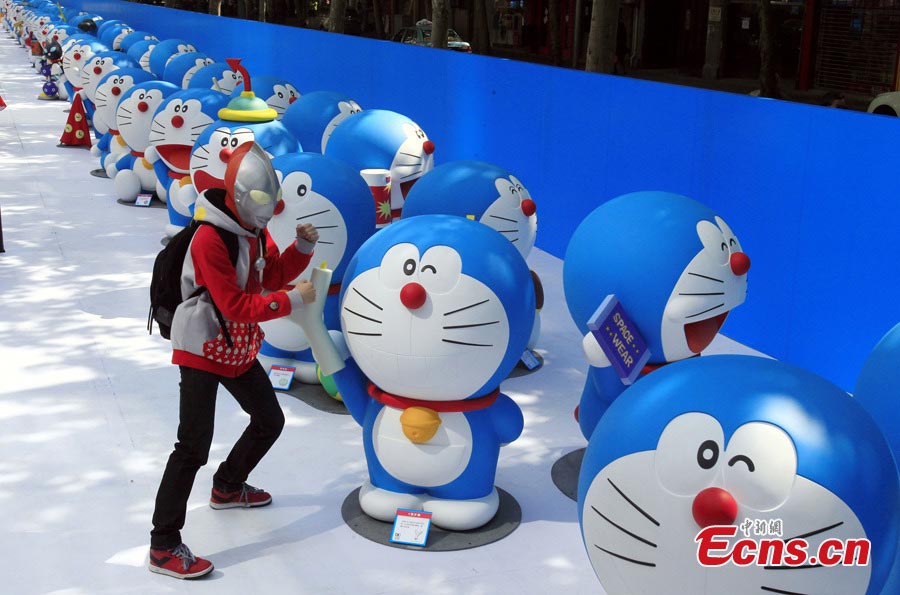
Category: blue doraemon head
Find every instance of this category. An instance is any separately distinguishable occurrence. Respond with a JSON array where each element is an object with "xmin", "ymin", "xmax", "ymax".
[
  {"xmin": 150, "ymin": 89, "xmax": 230, "ymax": 174},
  {"xmin": 147, "ymin": 38, "xmax": 197, "ymax": 78},
  {"xmin": 339, "ymin": 215, "xmax": 534, "ymax": 400},
  {"xmin": 269, "ymin": 153, "xmax": 376, "ymax": 283},
  {"xmin": 163, "ymin": 52, "xmax": 213, "ymax": 89},
  {"xmin": 564, "ymin": 191, "xmax": 750, "ymax": 364},
  {"xmin": 93, "ymin": 68, "xmax": 154, "ymax": 133},
  {"xmin": 231, "ymin": 75, "xmax": 300, "ymax": 119},
  {"xmin": 80, "ymin": 50, "xmax": 139, "ymax": 105},
  {"xmin": 115, "ymin": 80, "xmax": 180, "ymax": 153},
  {"xmin": 126, "ymin": 39, "xmax": 157, "ymax": 73},
  {"xmin": 187, "ymin": 62, "xmax": 243, "ymax": 95},
  {"xmin": 402, "ymin": 160, "xmax": 538, "ymax": 259},
  {"xmin": 95, "ymin": 18, "xmax": 125, "ymax": 39},
  {"xmin": 578, "ymin": 354, "xmax": 899, "ymax": 595},
  {"xmin": 118, "ymin": 30, "xmax": 158, "ymax": 53},
  {"xmin": 98, "ymin": 22, "xmax": 132, "ymax": 50},
  {"xmin": 325, "ymin": 109, "xmax": 435, "ymax": 221},
  {"xmin": 281, "ymin": 91, "xmax": 362, "ymax": 154},
  {"xmin": 61, "ymin": 37, "xmax": 108, "ymax": 82}
]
